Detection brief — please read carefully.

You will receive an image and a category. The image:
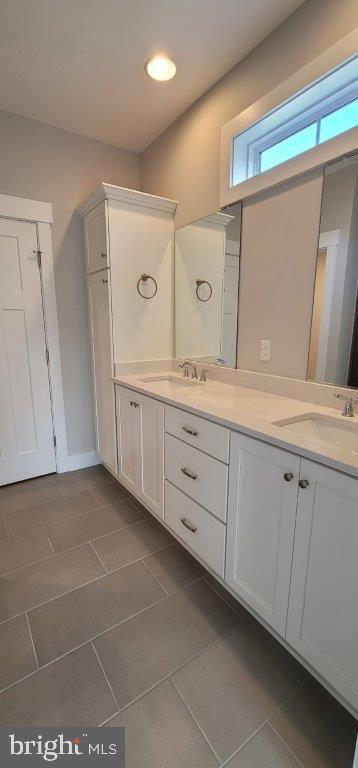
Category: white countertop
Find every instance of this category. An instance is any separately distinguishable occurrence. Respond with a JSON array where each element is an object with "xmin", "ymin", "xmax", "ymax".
[{"xmin": 113, "ymin": 372, "xmax": 358, "ymax": 478}]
